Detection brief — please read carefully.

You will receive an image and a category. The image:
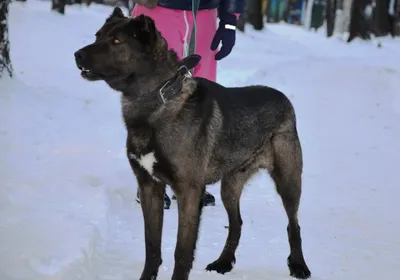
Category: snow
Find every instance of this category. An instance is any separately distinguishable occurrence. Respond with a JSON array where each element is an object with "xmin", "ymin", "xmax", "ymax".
[{"xmin": 1, "ymin": 1, "xmax": 400, "ymax": 280}]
